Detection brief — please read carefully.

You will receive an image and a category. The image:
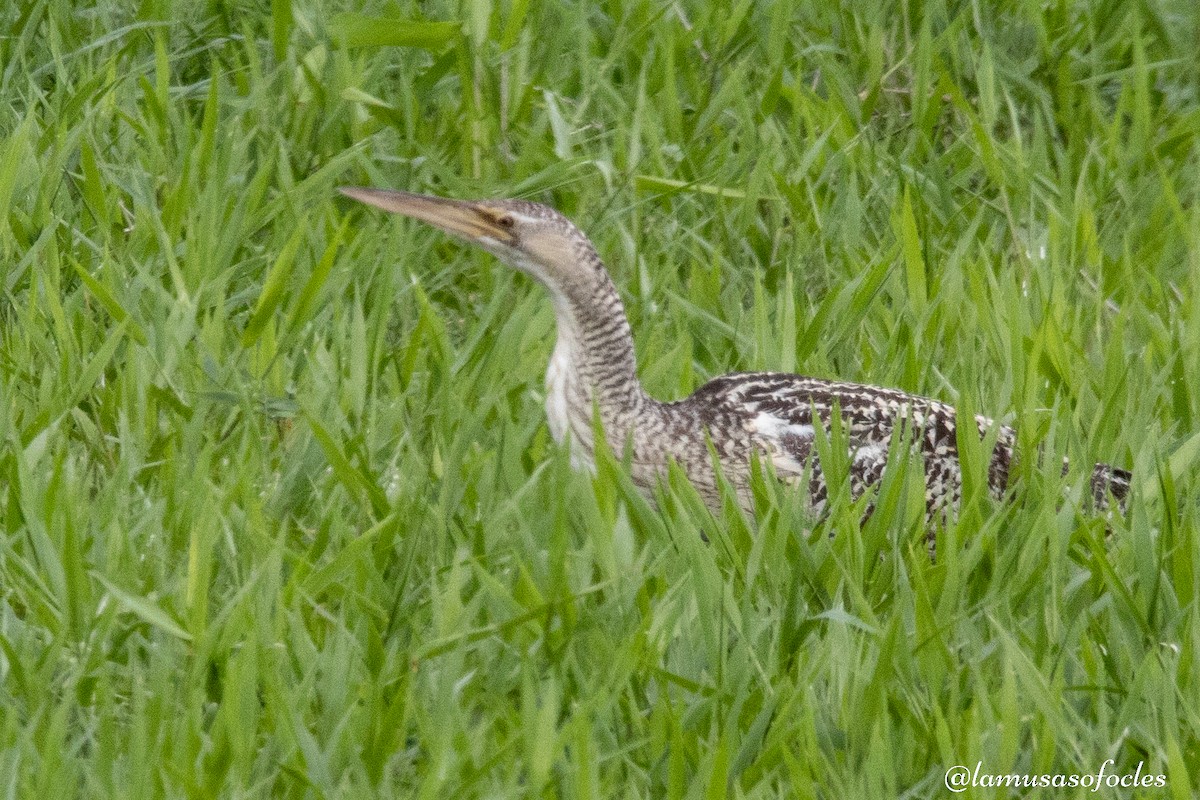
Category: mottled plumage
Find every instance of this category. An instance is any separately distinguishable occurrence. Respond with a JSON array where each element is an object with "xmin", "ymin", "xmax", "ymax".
[{"xmin": 341, "ymin": 188, "xmax": 1130, "ymax": 534}]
